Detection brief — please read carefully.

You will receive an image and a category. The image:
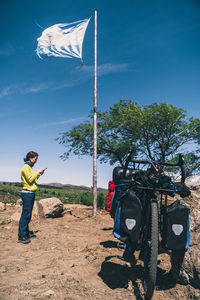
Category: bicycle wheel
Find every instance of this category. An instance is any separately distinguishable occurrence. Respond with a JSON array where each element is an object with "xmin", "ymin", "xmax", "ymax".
[{"xmin": 143, "ymin": 201, "xmax": 159, "ymax": 300}]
